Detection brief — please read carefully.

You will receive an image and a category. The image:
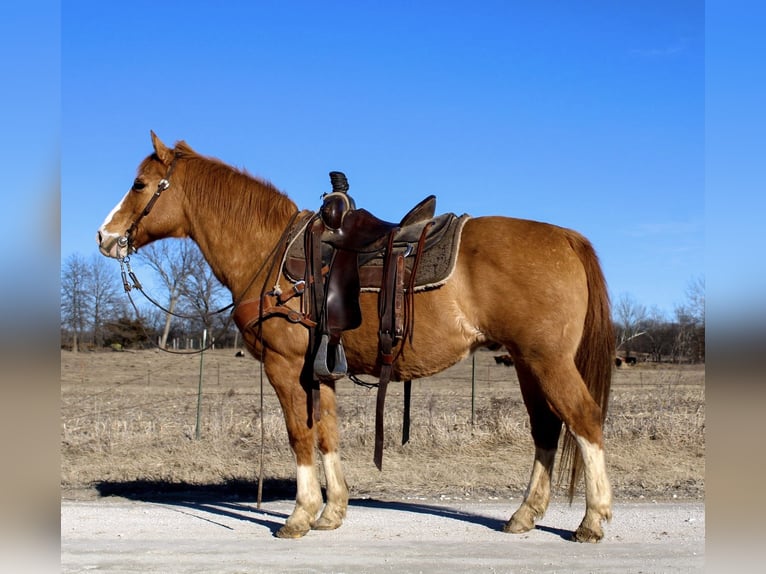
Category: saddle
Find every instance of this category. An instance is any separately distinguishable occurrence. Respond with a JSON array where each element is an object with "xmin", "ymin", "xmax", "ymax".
[
  {"xmin": 235, "ymin": 172, "xmax": 468, "ymax": 469},
  {"xmin": 291, "ymin": 173, "xmax": 467, "ymax": 469}
]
